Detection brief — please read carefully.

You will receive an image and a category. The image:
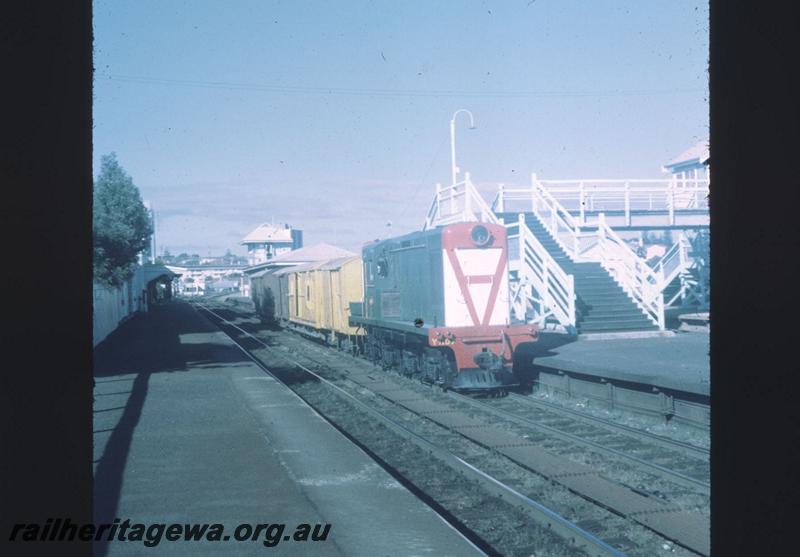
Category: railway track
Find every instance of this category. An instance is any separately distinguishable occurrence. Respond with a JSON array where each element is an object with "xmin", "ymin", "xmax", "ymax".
[
  {"xmin": 503, "ymin": 393, "xmax": 709, "ymax": 459},
  {"xmin": 207, "ymin": 298, "xmax": 706, "ymax": 452},
  {"xmin": 465, "ymin": 394, "xmax": 708, "ymax": 484},
  {"xmin": 198, "ymin": 301, "xmax": 710, "ymax": 555},
  {"xmin": 272, "ymin": 334, "xmax": 710, "ymax": 554},
  {"xmin": 267, "ymin": 322, "xmax": 710, "ymax": 497},
  {"xmin": 229, "ymin": 306, "xmax": 709, "ymax": 496},
  {"xmin": 194, "ymin": 302, "xmax": 624, "ymax": 557},
  {"xmin": 530, "ymin": 368, "xmax": 710, "ymax": 431}
]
